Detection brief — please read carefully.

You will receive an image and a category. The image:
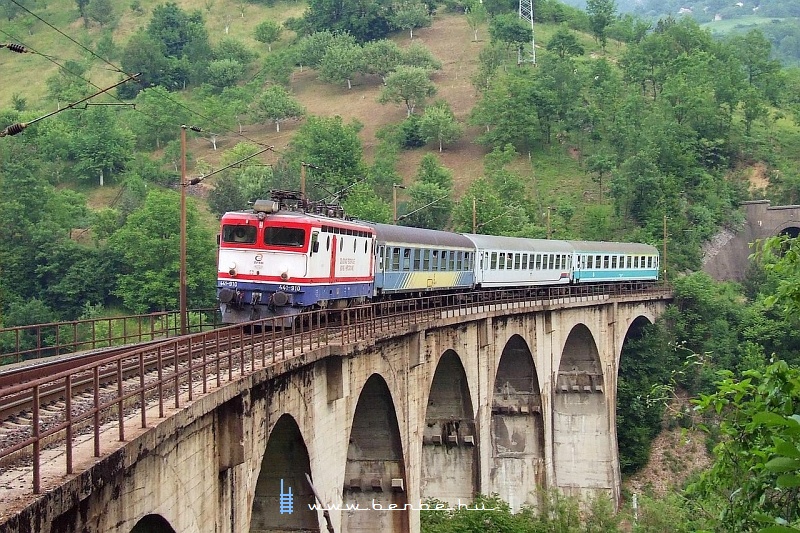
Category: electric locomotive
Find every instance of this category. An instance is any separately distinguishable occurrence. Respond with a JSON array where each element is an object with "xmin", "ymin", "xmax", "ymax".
[{"xmin": 217, "ymin": 191, "xmax": 375, "ymax": 326}]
